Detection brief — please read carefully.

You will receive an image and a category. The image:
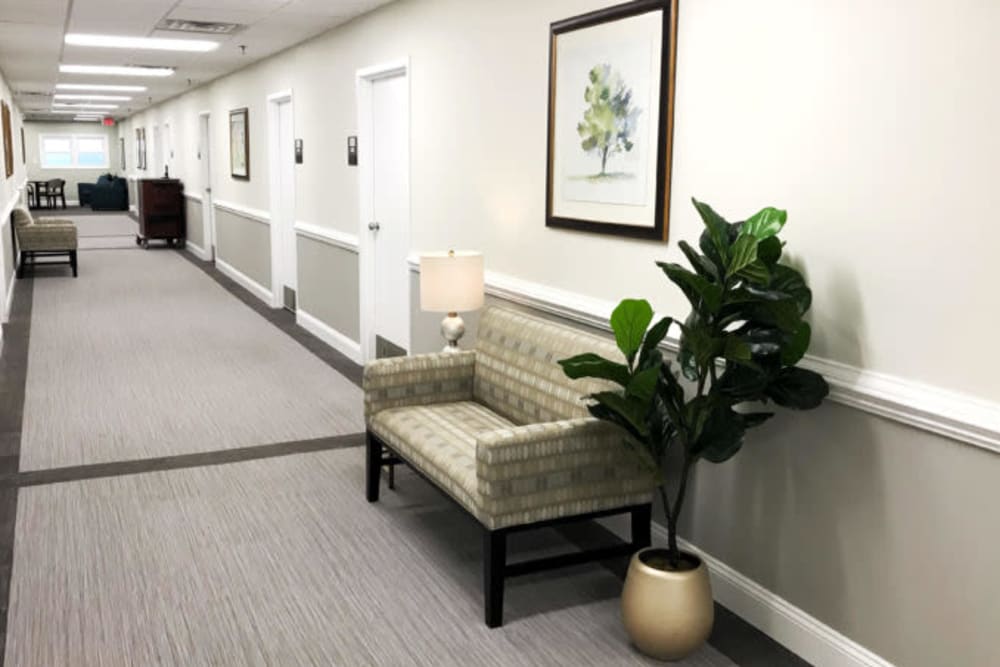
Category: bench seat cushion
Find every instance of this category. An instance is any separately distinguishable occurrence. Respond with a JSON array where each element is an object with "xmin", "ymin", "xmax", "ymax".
[{"xmin": 370, "ymin": 401, "xmax": 514, "ymax": 521}]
